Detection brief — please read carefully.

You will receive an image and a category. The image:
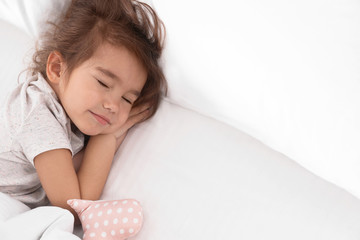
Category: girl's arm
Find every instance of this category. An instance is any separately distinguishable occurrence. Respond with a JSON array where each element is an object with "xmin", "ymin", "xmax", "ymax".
[
  {"xmin": 34, "ymin": 134, "xmax": 116, "ymax": 223},
  {"xmin": 34, "ymin": 148, "xmax": 82, "ymax": 222},
  {"xmin": 77, "ymin": 134, "xmax": 117, "ymax": 200},
  {"xmin": 77, "ymin": 104, "xmax": 151, "ymax": 200},
  {"xmin": 34, "ymin": 104, "xmax": 150, "ymax": 222}
]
